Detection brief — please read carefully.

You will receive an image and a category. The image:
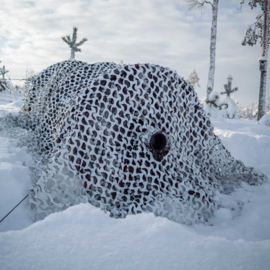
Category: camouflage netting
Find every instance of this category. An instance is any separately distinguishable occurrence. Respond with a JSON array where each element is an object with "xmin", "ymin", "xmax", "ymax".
[{"xmin": 6, "ymin": 60, "xmax": 268, "ymax": 225}]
